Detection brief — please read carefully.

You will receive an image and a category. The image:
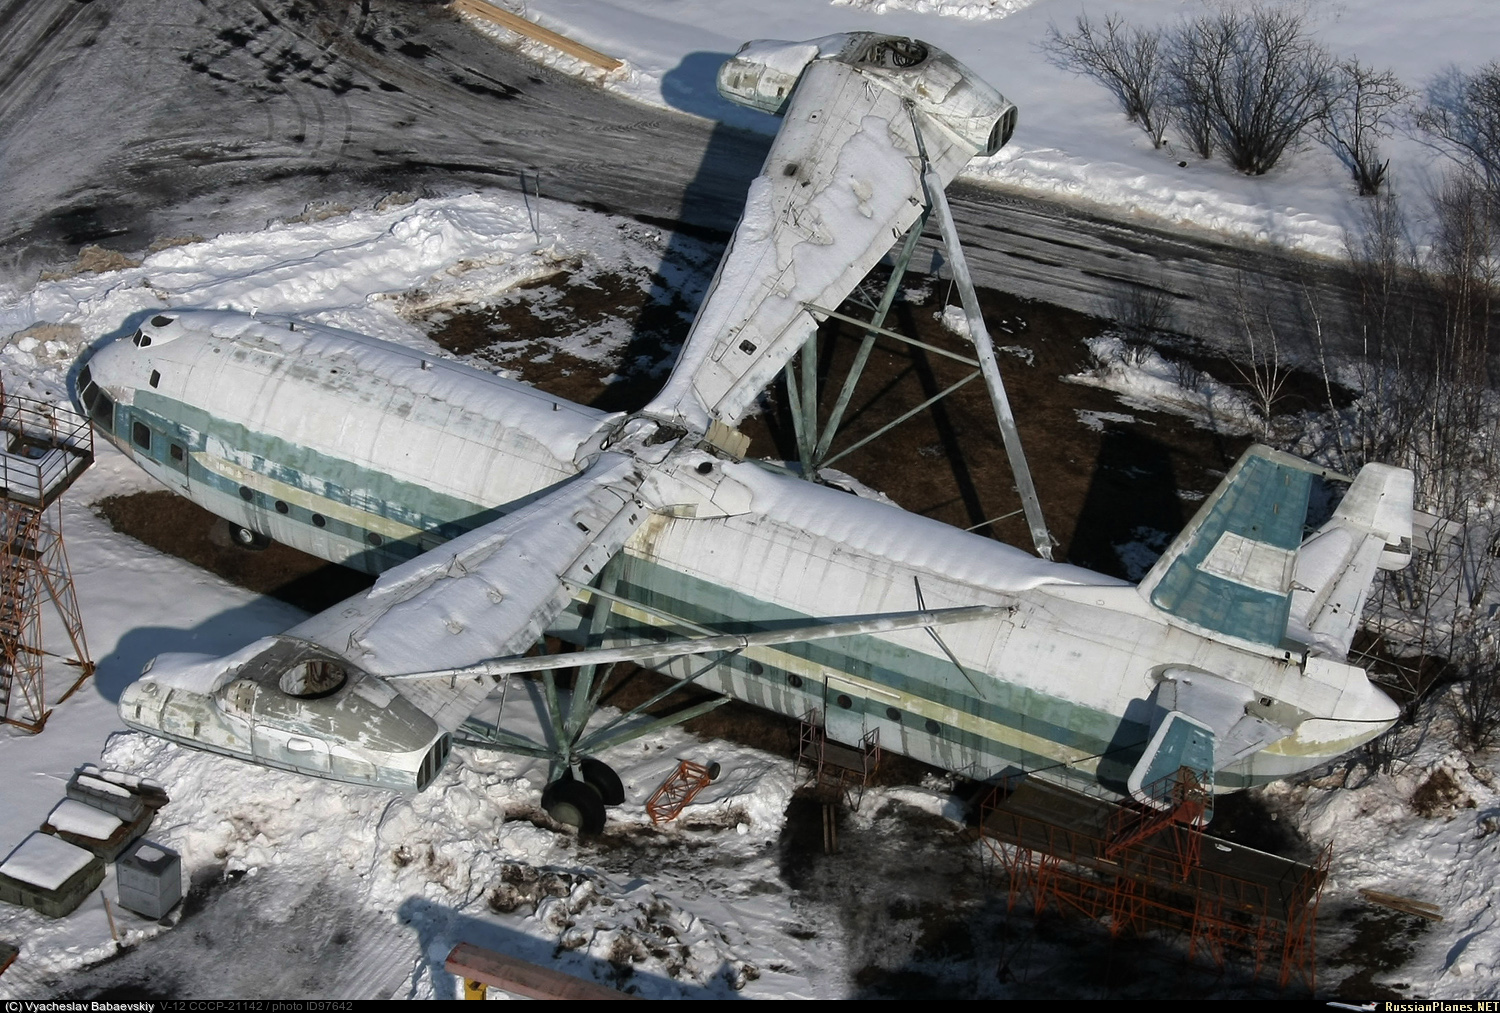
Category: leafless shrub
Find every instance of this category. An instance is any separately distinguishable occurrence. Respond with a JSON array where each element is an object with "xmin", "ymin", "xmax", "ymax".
[
  {"xmin": 1165, "ymin": 7, "xmax": 1335, "ymax": 175},
  {"xmin": 1108, "ymin": 280, "xmax": 1175, "ymax": 339},
  {"xmin": 1043, "ymin": 13, "xmax": 1171, "ymax": 148},
  {"xmin": 1418, "ymin": 61, "xmax": 1500, "ymax": 192},
  {"xmin": 1164, "ymin": 14, "xmax": 1222, "ymax": 159},
  {"xmin": 1453, "ymin": 653, "xmax": 1500, "ymax": 750},
  {"xmin": 1227, "ymin": 275, "xmax": 1291, "ymax": 440},
  {"xmin": 1340, "ymin": 179, "xmax": 1500, "ymax": 736},
  {"xmin": 1324, "ymin": 59, "xmax": 1409, "ymax": 196}
]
